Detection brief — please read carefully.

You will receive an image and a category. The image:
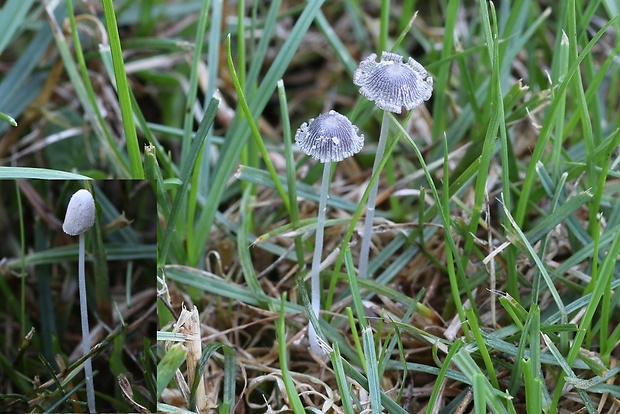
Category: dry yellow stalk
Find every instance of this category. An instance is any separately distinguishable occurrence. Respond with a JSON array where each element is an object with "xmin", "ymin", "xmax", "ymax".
[{"xmin": 174, "ymin": 305, "xmax": 207, "ymax": 413}]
